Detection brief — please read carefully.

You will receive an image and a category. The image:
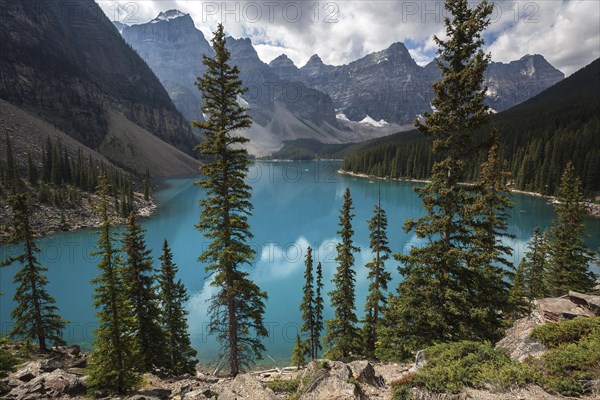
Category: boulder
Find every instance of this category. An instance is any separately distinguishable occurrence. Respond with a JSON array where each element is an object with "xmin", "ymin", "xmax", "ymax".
[
  {"xmin": 297, "ymin": 361, "xmax": 365, "ymax": 400},
  {"xmin": 496, "ymin": 311, "xmax": 547, "ymax": 361},
  {"xmin": 568, "ymin": 291, "xmax": 600, "ymax": 315},
  {"xmin": 347, "ymin": 361, "xmax": 384, "ymax": 387},
  {"xmin": 7, "ymin": 369, "xmax": 86, "ymax": 399},
  {"xmin": 218, "ymin": 374, "xmax": 278, "ymax": 400},
  {"xmin": 535, "ymin": 296, "xmax": 594, "ymax": 323}
]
